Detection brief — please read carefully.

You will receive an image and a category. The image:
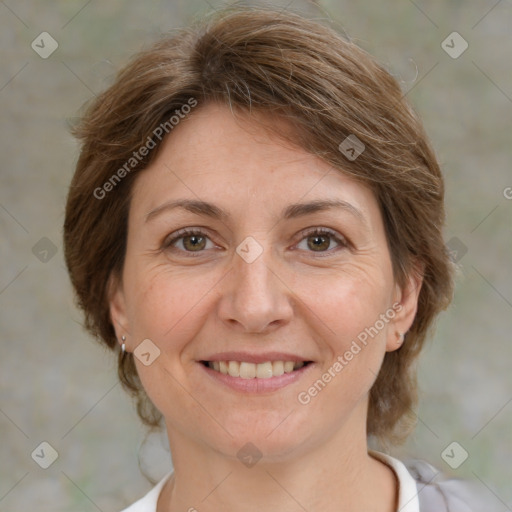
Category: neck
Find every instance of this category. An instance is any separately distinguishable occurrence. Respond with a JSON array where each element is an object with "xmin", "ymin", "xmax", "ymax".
[{"xmin": 158, "ymin": 413, "xmax": 397, "ymax": 512}]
